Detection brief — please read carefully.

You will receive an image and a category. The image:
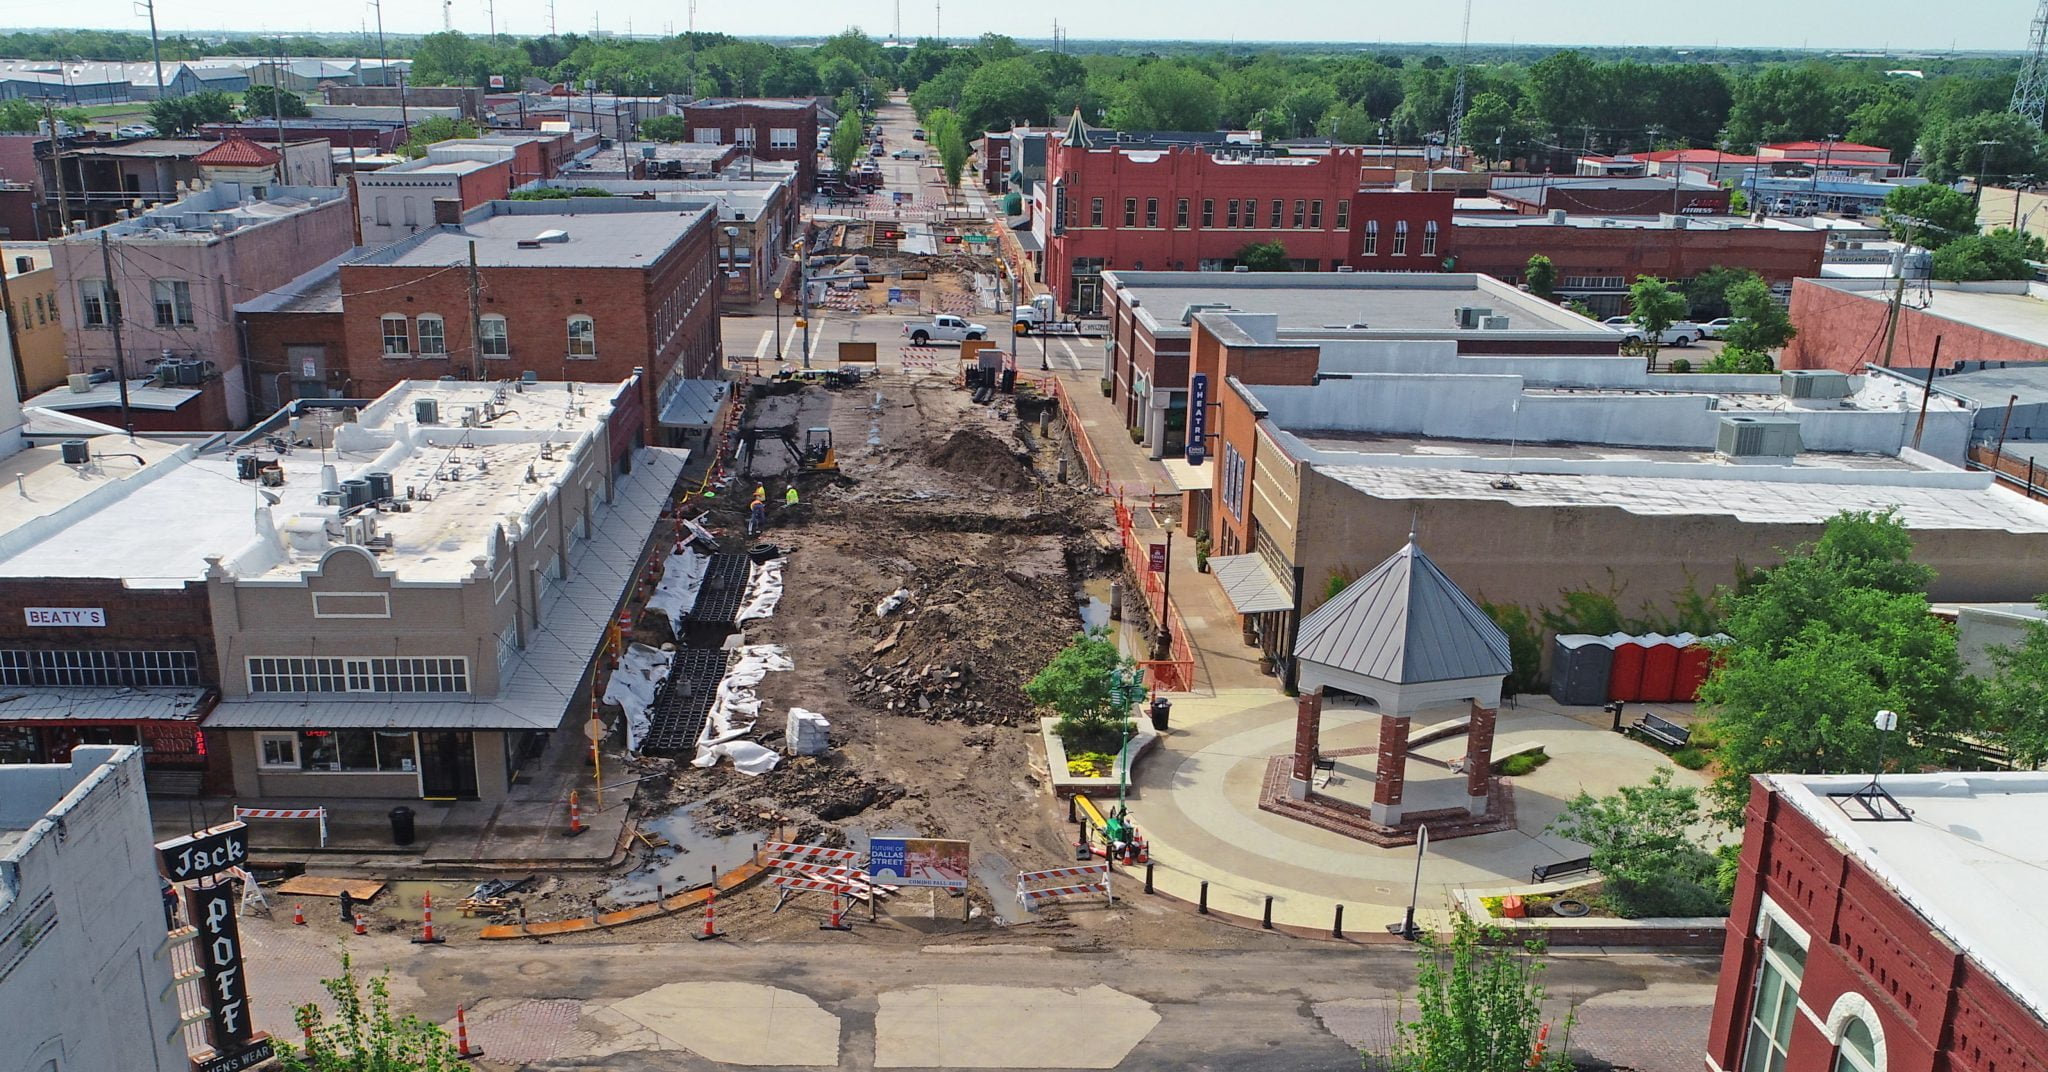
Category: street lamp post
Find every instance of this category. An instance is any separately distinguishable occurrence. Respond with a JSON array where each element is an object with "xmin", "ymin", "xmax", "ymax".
[{"xmin": 773, "ymin": 287, "xmax": 783, "ymax": 361}]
